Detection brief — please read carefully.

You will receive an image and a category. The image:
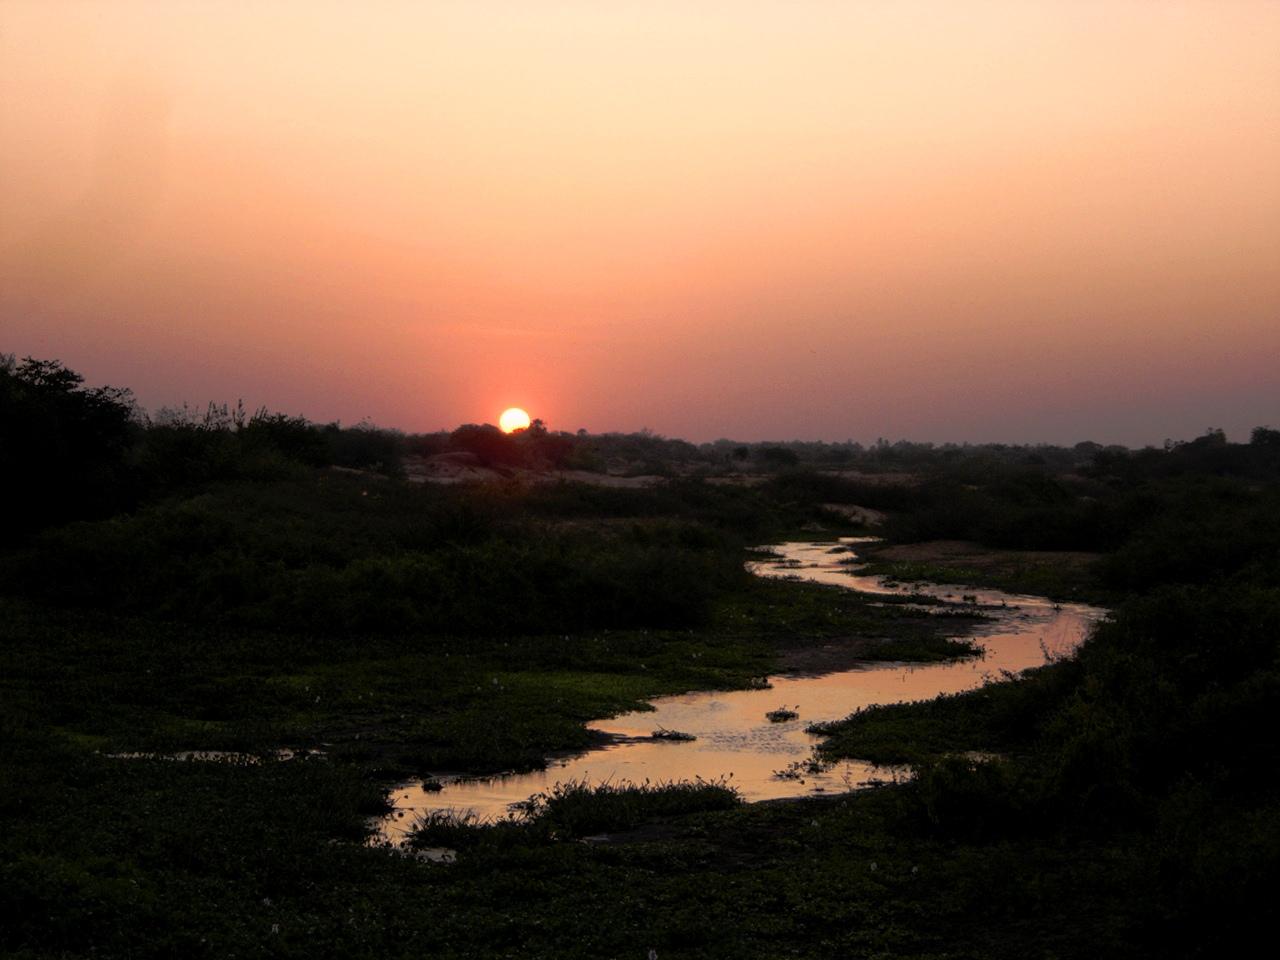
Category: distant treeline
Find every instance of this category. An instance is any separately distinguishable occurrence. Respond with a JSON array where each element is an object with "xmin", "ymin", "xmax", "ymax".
[
  {"xmin": 0, "ymin": 355, "xmax": 590, "ymax": 539},
  {"xmin": 4, "ymin": 353, "xmax": 1279, "ymax": 561}
]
